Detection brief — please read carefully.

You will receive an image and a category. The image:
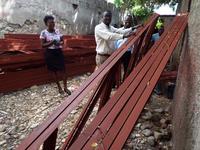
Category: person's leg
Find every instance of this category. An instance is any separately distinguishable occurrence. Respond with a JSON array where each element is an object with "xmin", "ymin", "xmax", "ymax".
[
  {"xmin": 53, "ymin": 71, "xmax": 63, "ymax": 94},
  {"xmin": 124, "ymin": 51, "xmax": 131, "ymax": 73},
  {"xmin": 96, "ymin": 54, "xmax": 108, "ymax": 68},
  {"xmin": 122, "ymin": 51, "xmax": 131, "ymax": 80},
  {"xmin": 62, "ymin": 71, "xmax": 71, "ymax": 95}
]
